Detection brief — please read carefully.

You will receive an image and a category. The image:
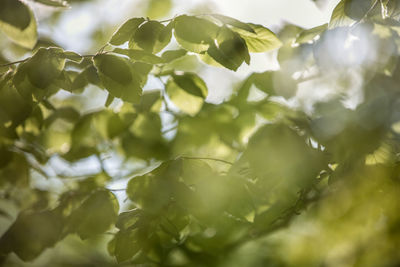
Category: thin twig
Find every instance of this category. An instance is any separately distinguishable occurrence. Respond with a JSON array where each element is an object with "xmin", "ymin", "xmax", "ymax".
[
  {"xmin": 162, "ymin": 125, "xmax": 178, "ymax": 134},
  {"xmin": 179, "ymin": 156, "xmax": 233, "ymax": 165},
  {"xmin": 109, "ymin": 188, "xmax": 126, "ymax": 192},
  {"xmin": 0, "ymin": 58, "xmax": 29, "ymax": 67}
]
